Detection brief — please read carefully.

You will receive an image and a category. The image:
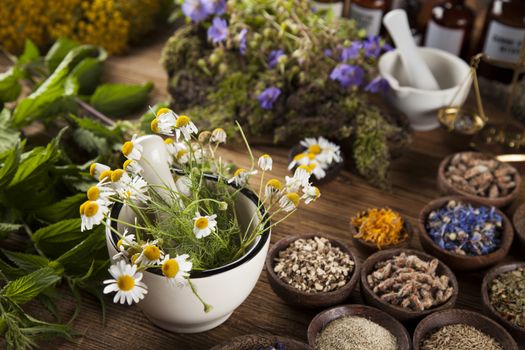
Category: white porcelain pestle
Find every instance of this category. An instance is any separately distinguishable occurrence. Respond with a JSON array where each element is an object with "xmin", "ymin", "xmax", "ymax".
[
  {"xmin": 383, "ymin": 10, "xmax": 441, "ymax": 91},
  {"xmin": 134, "ymin": 134, "xmax": 178, "ymax": 202}
]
